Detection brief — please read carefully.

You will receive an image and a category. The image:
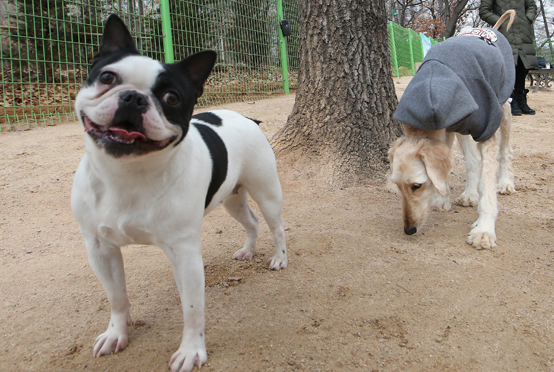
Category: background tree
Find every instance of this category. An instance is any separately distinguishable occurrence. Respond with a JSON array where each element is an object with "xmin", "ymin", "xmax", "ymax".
[
  {"xmin": 534, "ymin": 0, "xmax": 554, "ymax": 58},
  {"xmin": 272, "ymin": 0, "xmax": 402, "ymax": 187},
  {"xmin": 417, "ymin": 0, "xmax": 450, "ymax": 37},
  {"xmin": 388, "ymin": 0, "xmax": 425, "ymax": 27},
  {"xmin": 386, "ymin": 0, "xmax": 484, "ymax": 39}
]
